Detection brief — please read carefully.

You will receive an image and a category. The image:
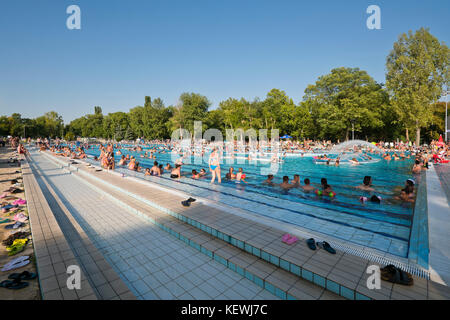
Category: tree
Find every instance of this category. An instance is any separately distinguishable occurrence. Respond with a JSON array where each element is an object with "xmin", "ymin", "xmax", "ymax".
[
  {"xmin": 386, "ymin": 27, "xmax": 449, "ymax": 146},
  {"xmin": 169, "ymin": 93, "xmax": 211, "ymax": 134},
  {"xmin": 303, "ymin": 67, "xmax": 387, "ymax": 141}
]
